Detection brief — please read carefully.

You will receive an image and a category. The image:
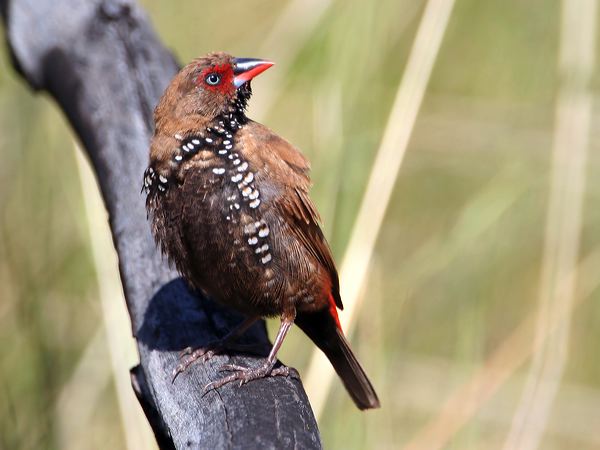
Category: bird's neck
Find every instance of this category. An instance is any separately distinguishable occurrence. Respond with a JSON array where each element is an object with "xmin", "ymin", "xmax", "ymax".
[
  {"xmin": 145, "ymin": 87, "xmax": 254, "ymax": 196},
  {"xmin": 201, "ymin": 86, "xmax": 252, "ymax": 131},
  {"xmin": 228, "ymin": 85, "xmax": 252, "ymax": 124}
]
